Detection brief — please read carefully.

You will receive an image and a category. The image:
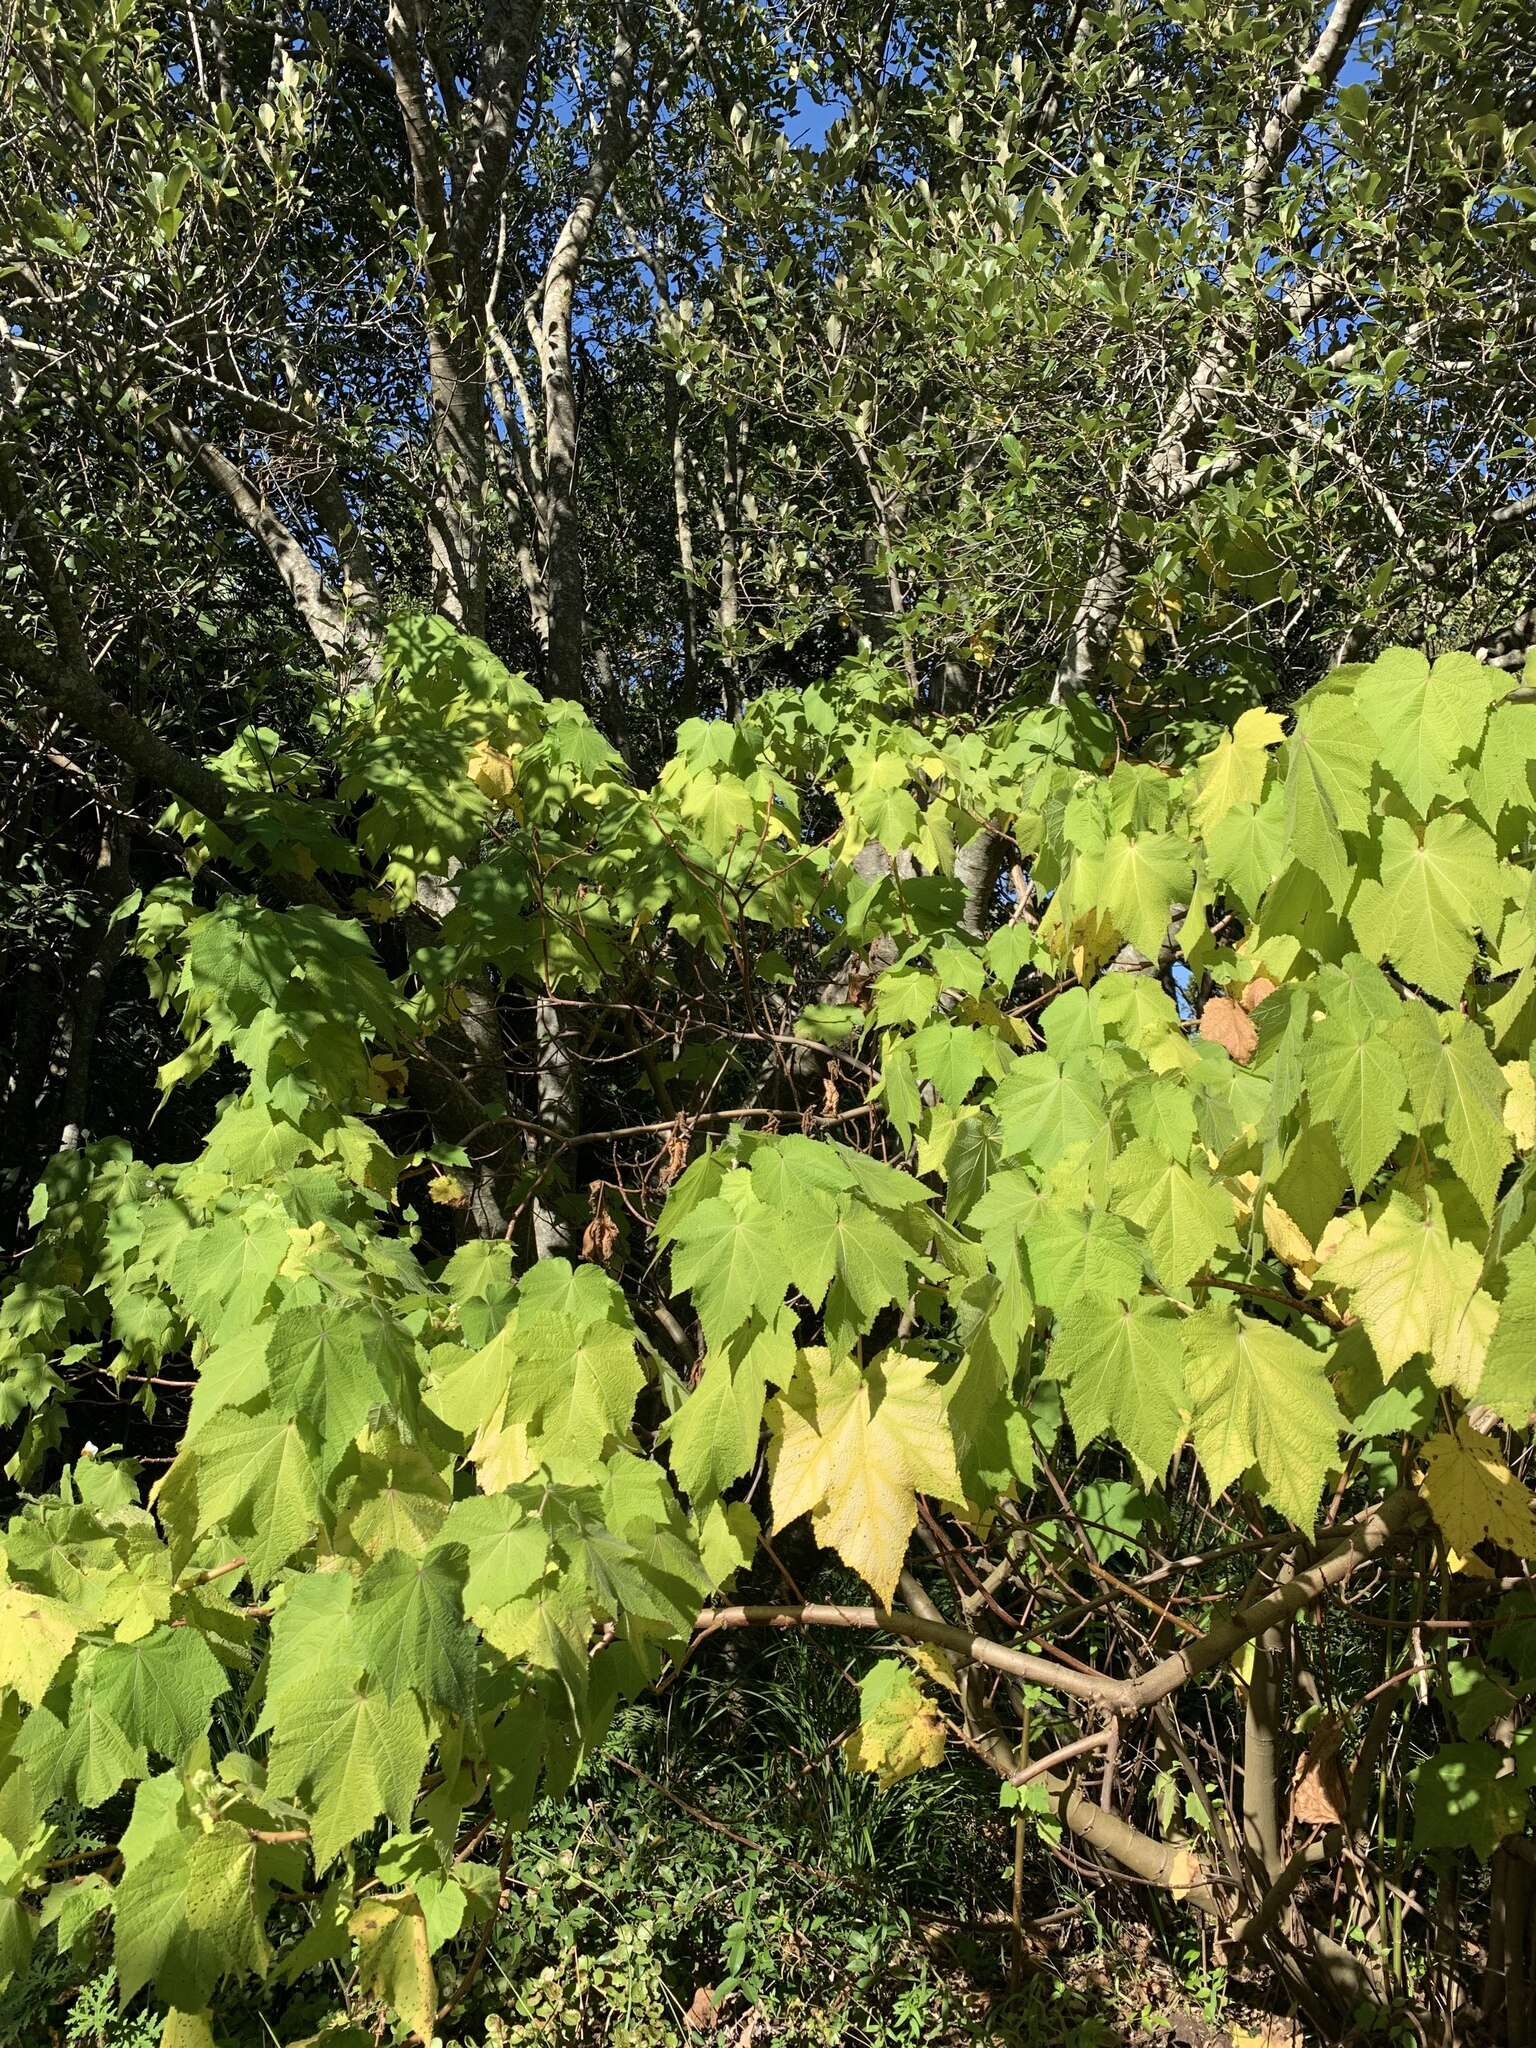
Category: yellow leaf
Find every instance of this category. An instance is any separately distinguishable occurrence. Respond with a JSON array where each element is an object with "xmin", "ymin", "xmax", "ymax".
[
  {"xmin": 1503, "ymin": 1061, "xmax": 1536, "ymax": 1152},
  {"xmin": 427, "ymin": 1172, "xmax": 469, "ymax": 1209},
  {"xmin": 279, "ymin": 1221, "xmax": 339, "ymax": 1280},
  {"xmin": 1447, "ymin": 1546, "xmax": 1495, "ymax": 1580},
  {"xmin": 1189, "ymin": 707, "xmax": 1285, "ymax": 835},
  {"xmin": 769, "ymin": 1349, "xmax": 963, "ymax": 1605},
  {"xmin": 901, "ymin": 1640, "xmax": 963, "ymax": 1698},
  {"xmin": 160, "ymin": 2015, "xmax": 216, "ymax": 2048},
  {"xmin": 844, "ymin": 1659, "xmax": 947, "ymax": 1787},
  {"xmin": 1236, "ymin": 1179, "xmax": 1318, "ymax": 1286},
  {"xmin": 1316, "ymin": 1191, "xmax": 1485, "ymax": 1381},
  {"xmin": 468, "ymin": 1405, "xmax": 535, "ymax": 1493},
  {"xmin": 1166, "ymin": 1846, "xmax": 1205, "ymax": 1900},
  {"xmin": 1420, "ymin": 1419, "xmax": 1536, "ymax": 1561},
  {"xmin": 1263, "ymin": 1196, "xmax": 1317, "ymax": 1280},
  {"xmin": 369, "ymin": 1054, "xmax": 409, "ymax": 1100},
  {"xmin": 1432, "ymin": 1285, "xmax": 1499, "ymax": 1401},
  {"xmin": 467, "ymin": 738, "xmax": 518, "ymax": 804},
  {"xmin": 0, "ymin": 1582, "xmax": 79, "ymax": 1706},
  {"xmin": 1063, "ymin": 905, "xmax": 1121, "ymax": 981},
  {"xmin": 349, "ymin": 1892, "xmax": 437, "ymax": 2044}
]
